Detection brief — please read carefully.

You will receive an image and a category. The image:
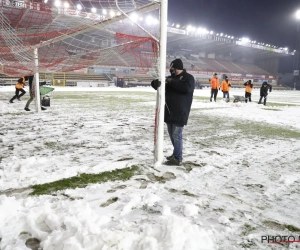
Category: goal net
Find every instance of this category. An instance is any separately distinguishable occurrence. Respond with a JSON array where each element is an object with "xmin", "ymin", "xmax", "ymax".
[
  {"xmin": 0, "ymin": 0, "xmax": 167, "ymax": 165},
  {"xmin": 0, "ymin": 0, "xmax": 162, "ymax": 76}
]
